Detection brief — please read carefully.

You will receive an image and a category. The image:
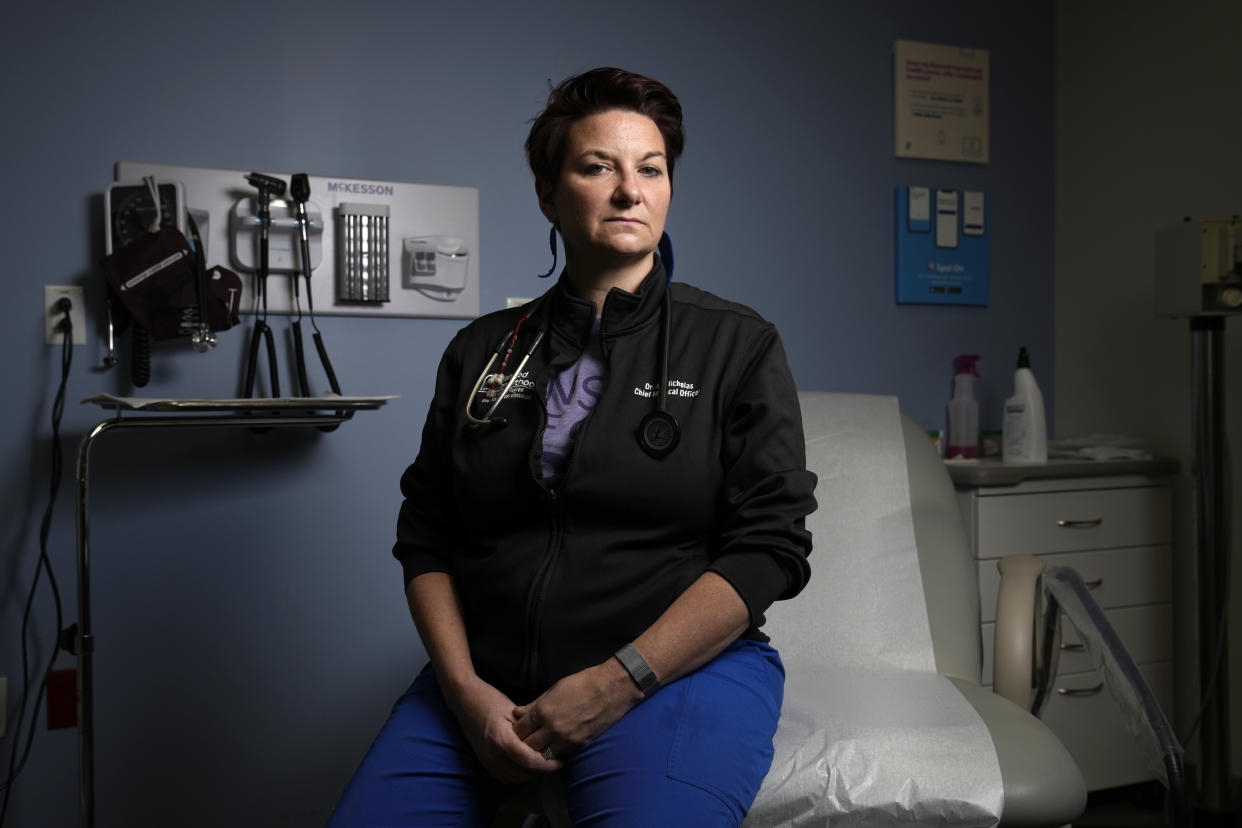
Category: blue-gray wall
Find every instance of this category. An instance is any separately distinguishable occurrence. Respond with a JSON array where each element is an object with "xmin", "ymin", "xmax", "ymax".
[{"xmin": 1, "ymin": 2, "xmax": 1052, "ymax": 825}]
